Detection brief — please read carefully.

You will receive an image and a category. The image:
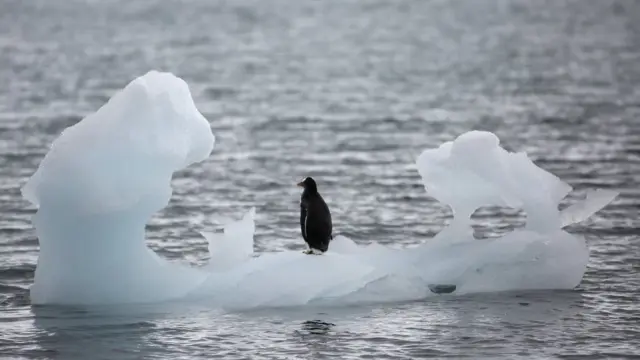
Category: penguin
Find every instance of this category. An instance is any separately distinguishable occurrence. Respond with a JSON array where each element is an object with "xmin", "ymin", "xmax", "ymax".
[{"xmin": 297, "ymin": 177, "xmax": 333, "ymax": 255}]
